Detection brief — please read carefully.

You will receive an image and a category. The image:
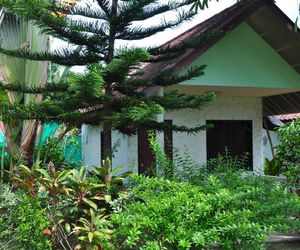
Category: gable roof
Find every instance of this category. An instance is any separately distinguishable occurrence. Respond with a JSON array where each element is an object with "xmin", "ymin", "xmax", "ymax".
[
  {"xmin": 144, "ymin": 0, "xmax": 270, "ymax": 76},
  {"xmin": 143, "ymin": 0, "xmax": 300, "ymax": 116}
]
